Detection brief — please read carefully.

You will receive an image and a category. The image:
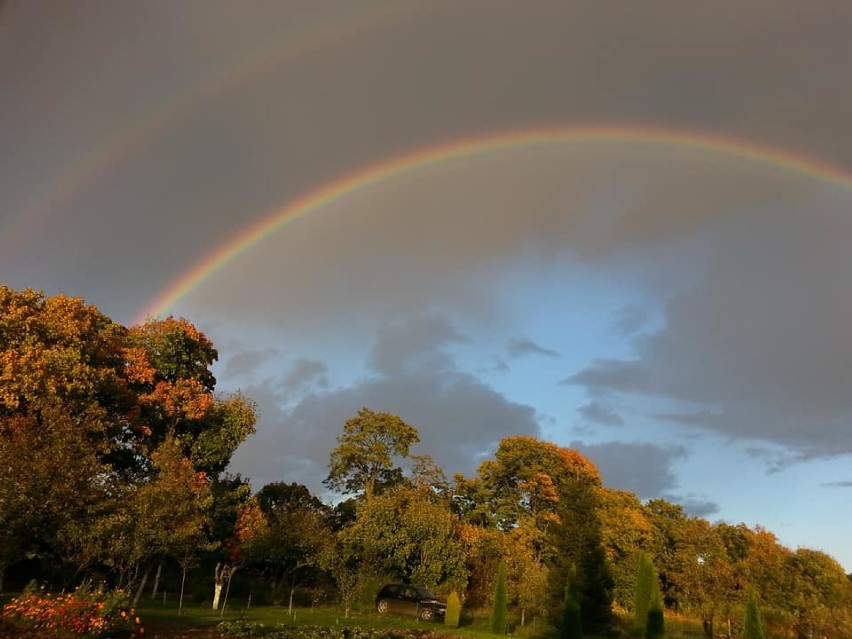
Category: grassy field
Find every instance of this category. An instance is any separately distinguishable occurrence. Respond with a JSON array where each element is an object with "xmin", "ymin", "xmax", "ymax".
[{"xmin": 137, "ymin": 597, "xmax": 550, "ymax": 638}]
